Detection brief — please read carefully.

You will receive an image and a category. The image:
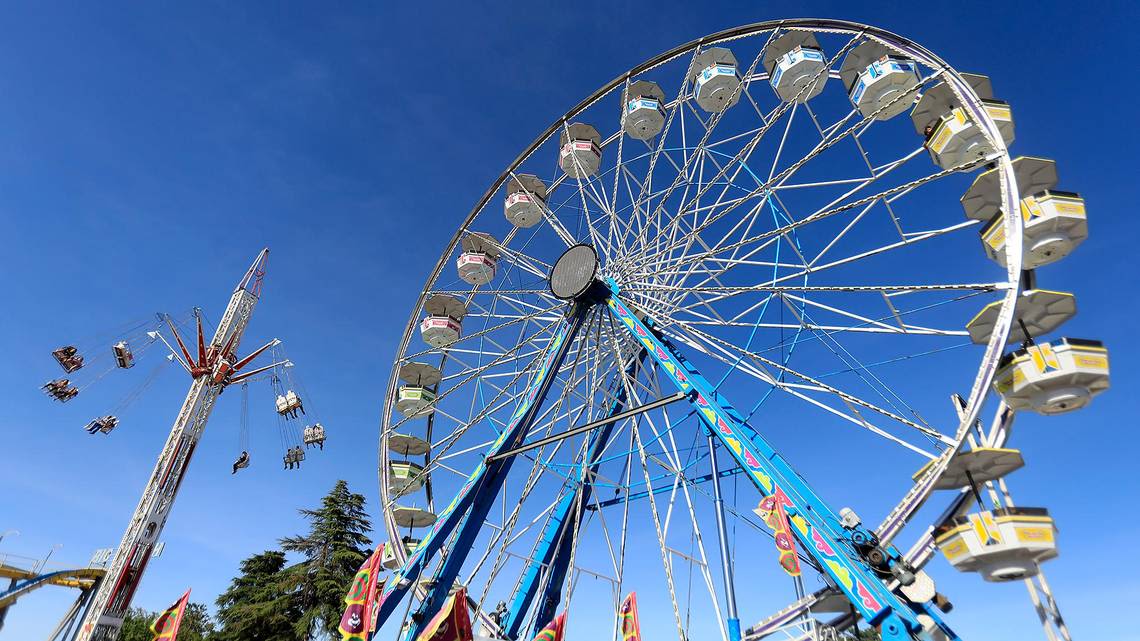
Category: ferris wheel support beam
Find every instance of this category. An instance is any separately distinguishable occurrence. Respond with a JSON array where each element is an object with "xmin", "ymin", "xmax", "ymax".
[
  {"xmin": 603, "ymin": 285, "xmax": 953, "ymax": 641},
  {"xmin": 74, "ymin": 249, "xmax": 271, "ymax": 641},
  {"xmin": 375, "ymin": 303, "xmax": 593, "ymax": 641},
  {"xmin": 504, "ymin": 350, "xmax": 647, "ymax": 640}
]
